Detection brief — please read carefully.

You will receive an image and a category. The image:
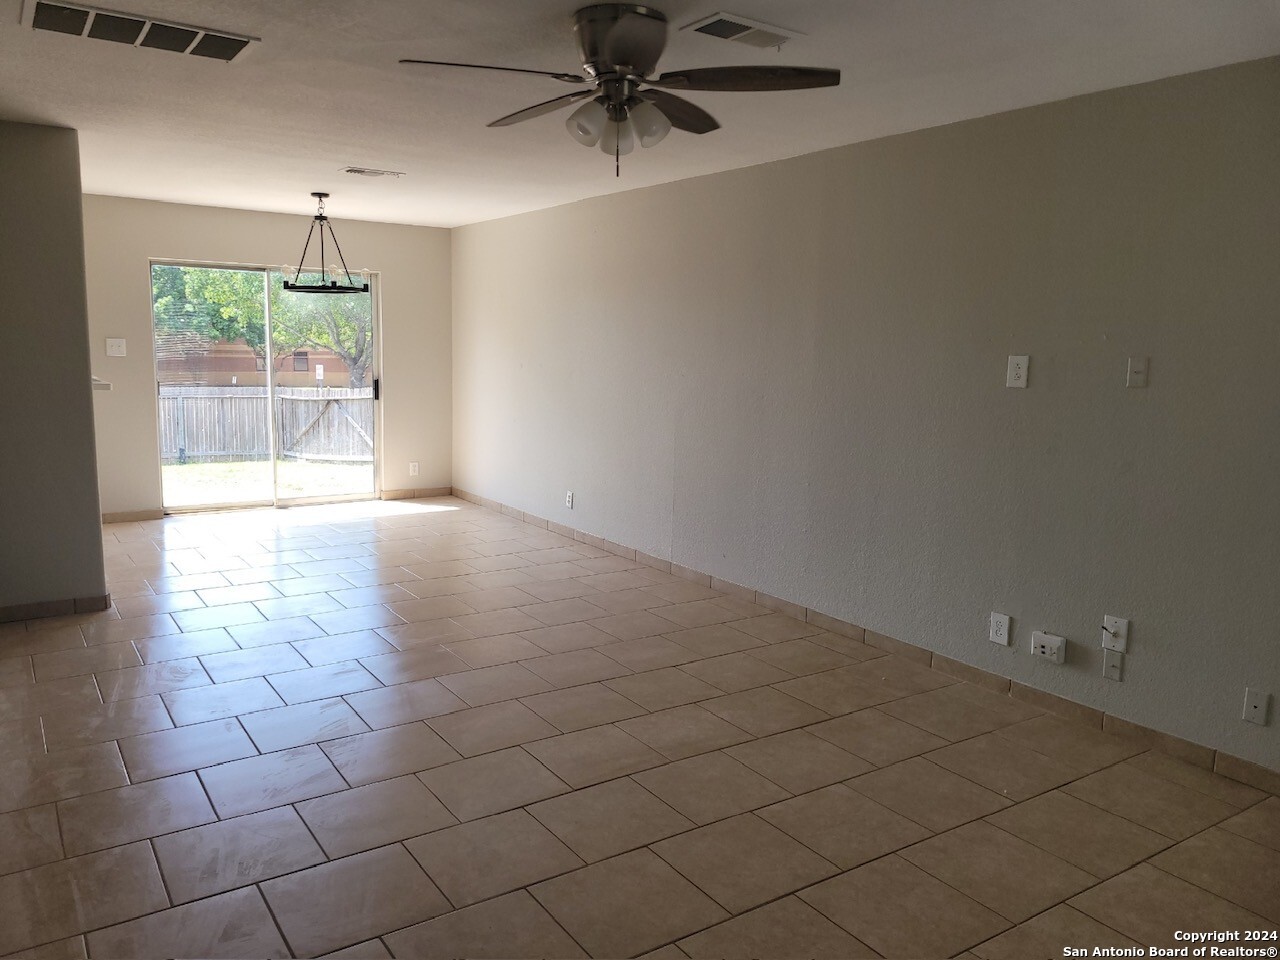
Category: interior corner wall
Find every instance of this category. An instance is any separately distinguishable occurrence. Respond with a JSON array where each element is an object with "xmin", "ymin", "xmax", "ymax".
[
  {"xmin": 81, "ymin": 197, "xmax": 452, "ymax": 514},
  {"xmin": 0, "ymin": 121, "xmax": 106, "ymax": 610},
  {"xmin": 452, "ymin": 57, "xmax": 1280, "ymax": 768}
]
